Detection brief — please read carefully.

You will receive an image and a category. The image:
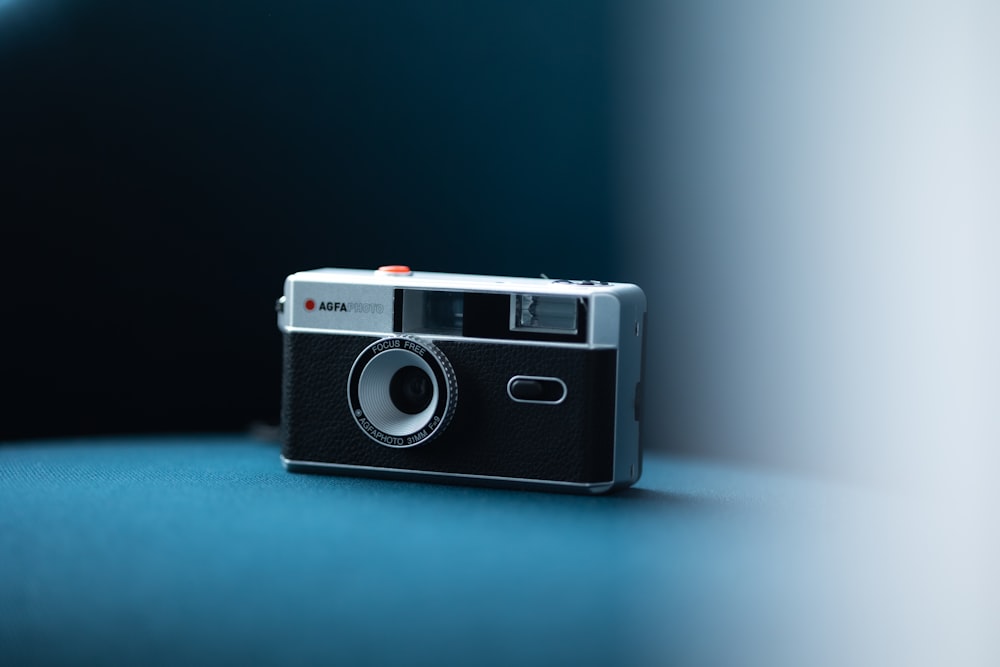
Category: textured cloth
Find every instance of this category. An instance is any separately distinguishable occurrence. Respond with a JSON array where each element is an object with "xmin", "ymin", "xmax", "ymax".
[{"xmin": 1, "ymin": 436, "xmax": 852, "ymax": 666}]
